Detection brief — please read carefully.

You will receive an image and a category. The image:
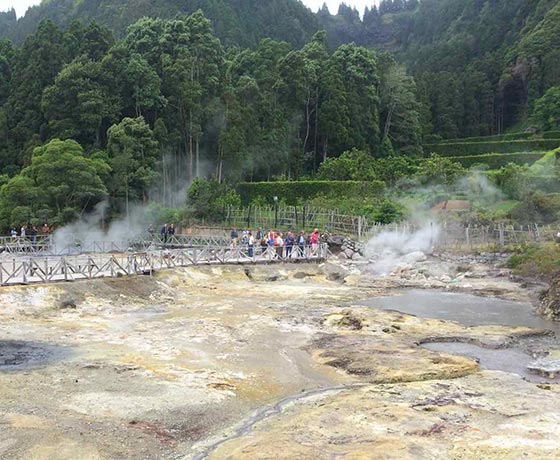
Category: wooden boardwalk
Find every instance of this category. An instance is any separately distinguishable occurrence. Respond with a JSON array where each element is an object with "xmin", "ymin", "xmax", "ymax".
[{"xmin": 0, "ymin": 244, "xmax": 329, "ymax": 287}]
